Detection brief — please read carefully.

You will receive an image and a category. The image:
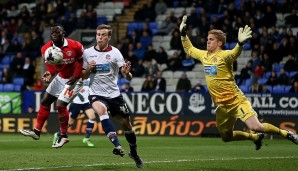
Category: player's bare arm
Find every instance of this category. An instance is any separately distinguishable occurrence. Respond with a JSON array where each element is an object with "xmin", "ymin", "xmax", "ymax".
[{"xmin": 66, "ymin": 75, "xmax": 81, "ymax": 85}]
